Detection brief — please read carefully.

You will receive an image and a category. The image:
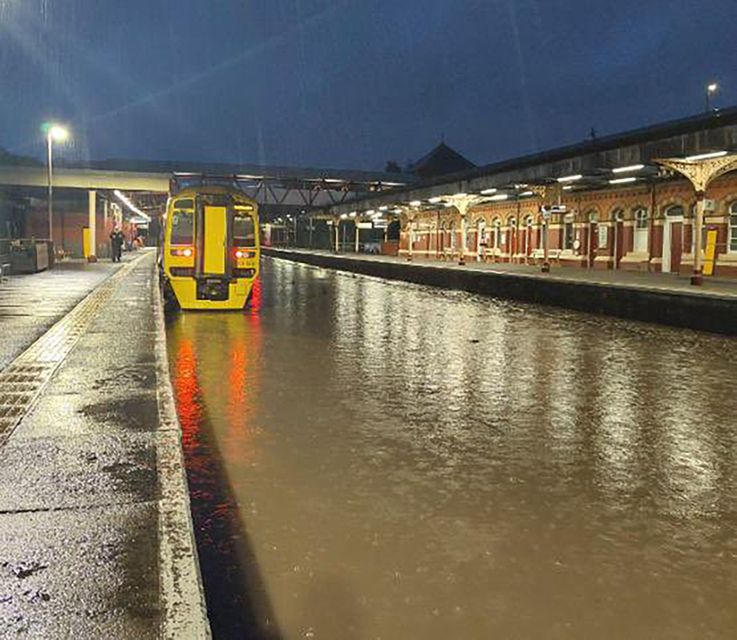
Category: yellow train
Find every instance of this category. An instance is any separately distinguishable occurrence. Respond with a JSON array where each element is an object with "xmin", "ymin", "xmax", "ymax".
[{"xmin": 162, "ymin": 183, "xmax": 260, "ymax": 310}]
